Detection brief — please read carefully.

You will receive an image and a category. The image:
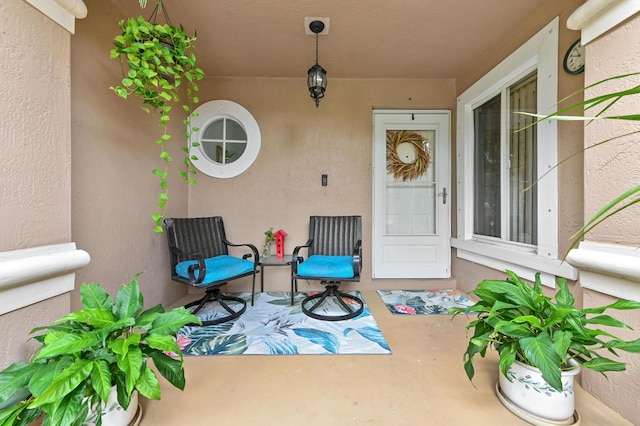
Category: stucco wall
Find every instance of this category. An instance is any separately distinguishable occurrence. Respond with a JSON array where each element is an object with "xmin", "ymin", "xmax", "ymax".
[
  {"xmin": 0, "ymin": 0, "xmax": 73, "ymax": 368},
  {"xmin": 190, "ymin": 77, "xmax": 456, "ymax": 292},
  {"xmin": 580, "ymin": 14, "xmax": 640, "ymax": 423},
  {"xmin": 71, "ymin": 0, "xmax": 188, "ymax": 309}
]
